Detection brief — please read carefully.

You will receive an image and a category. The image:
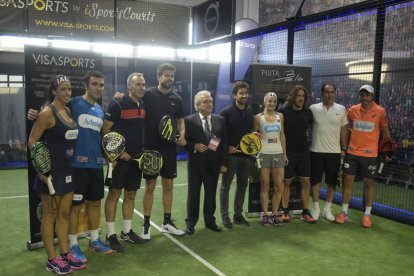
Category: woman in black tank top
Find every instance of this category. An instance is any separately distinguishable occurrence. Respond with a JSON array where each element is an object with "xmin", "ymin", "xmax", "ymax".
[{"xmin": 28, "ymin": 75, "xmax": 82, "ymax": 272}]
